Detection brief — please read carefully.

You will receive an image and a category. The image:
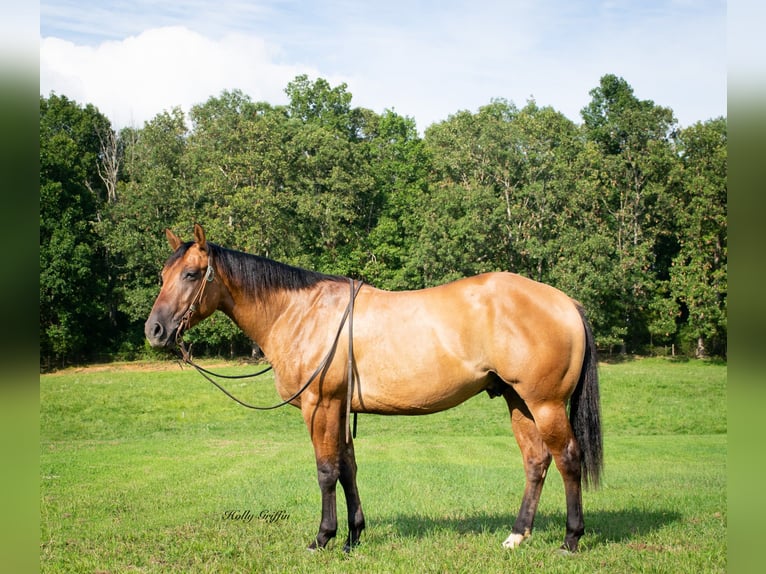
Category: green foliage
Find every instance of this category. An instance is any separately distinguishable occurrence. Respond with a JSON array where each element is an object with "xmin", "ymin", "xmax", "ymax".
[
  {"xmin": 669, "ymin": 118, "xmax": 727, "ymax": 356},
  {"xmin": 39, "ymin": 74, "xmax": 727, "ymax": 366},
  {"xmin": 359, "ymin": 110, "xmax": 430, "ymax": 289},
  {"xmin": 581, "ymin": 74, "xmax": 680, "ymax": 351},
  {"xmin": 40, "ymin": 94, "xmax": 113, "ymax": 367},
  {"xmin": 102, "ymin": 109, "xmax": 191, "ymax": 317}
]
